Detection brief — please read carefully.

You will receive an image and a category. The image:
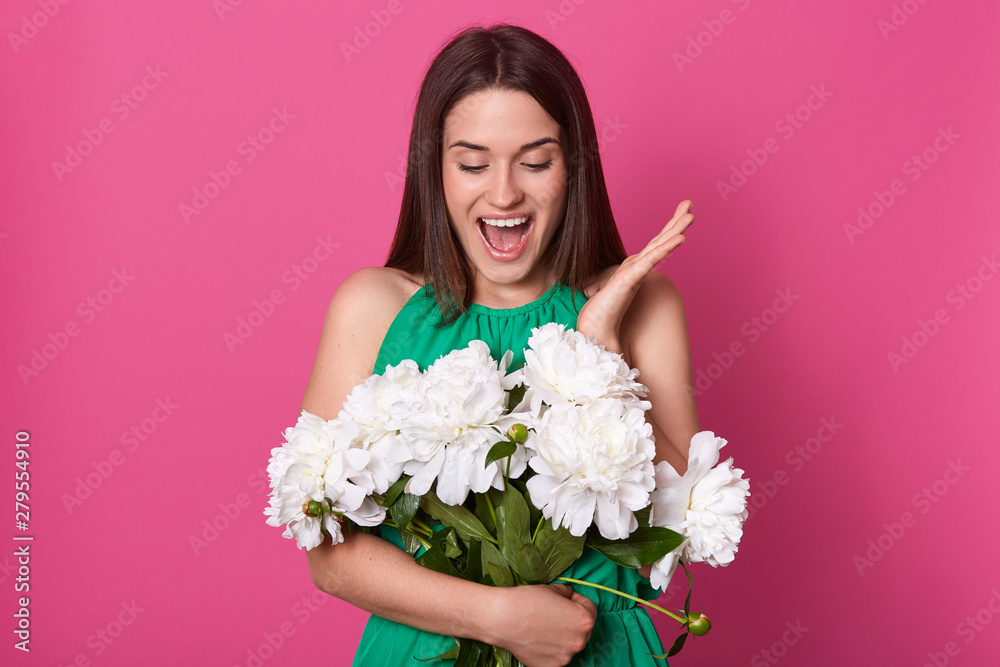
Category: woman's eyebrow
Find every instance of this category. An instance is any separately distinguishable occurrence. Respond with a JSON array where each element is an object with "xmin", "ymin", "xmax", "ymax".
[{"xmin": 447, "ymin": 137, "xmax": 560, "ymax": 151}]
